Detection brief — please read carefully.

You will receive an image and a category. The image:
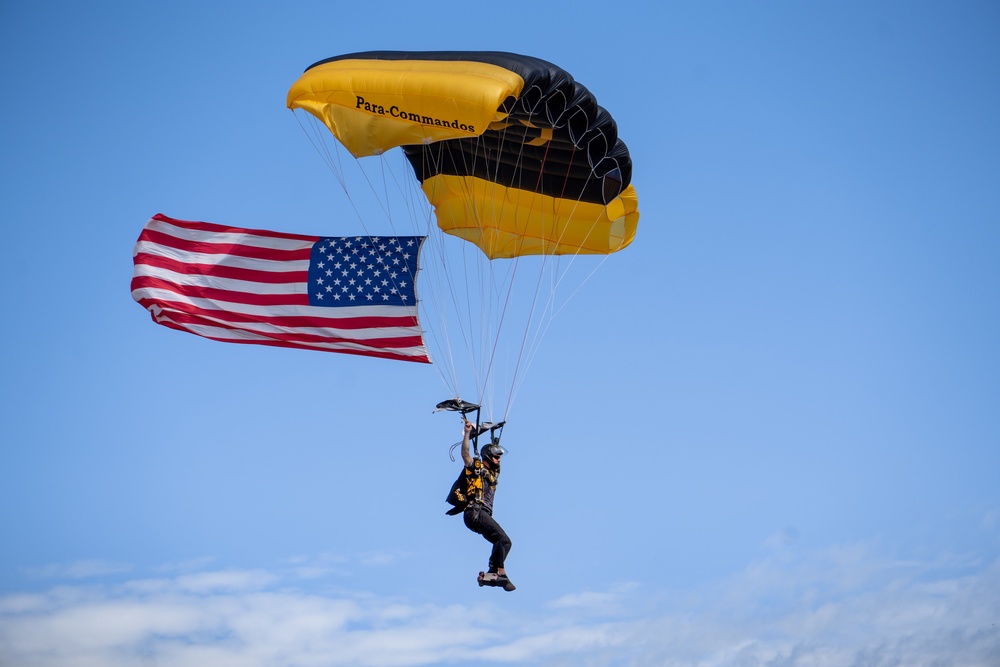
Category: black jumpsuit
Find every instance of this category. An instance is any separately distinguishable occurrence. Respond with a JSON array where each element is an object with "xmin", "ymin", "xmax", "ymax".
[{"xmin": 461, "ymin": 462, "xmax": 511, "ymax": 571}]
